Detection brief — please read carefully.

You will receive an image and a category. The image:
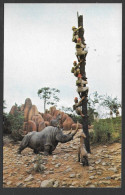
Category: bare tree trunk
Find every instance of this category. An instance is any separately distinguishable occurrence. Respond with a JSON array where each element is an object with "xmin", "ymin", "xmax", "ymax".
[{"xmin": 78, "ymin": 14, "xmax": 91, "ymax": 153}]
